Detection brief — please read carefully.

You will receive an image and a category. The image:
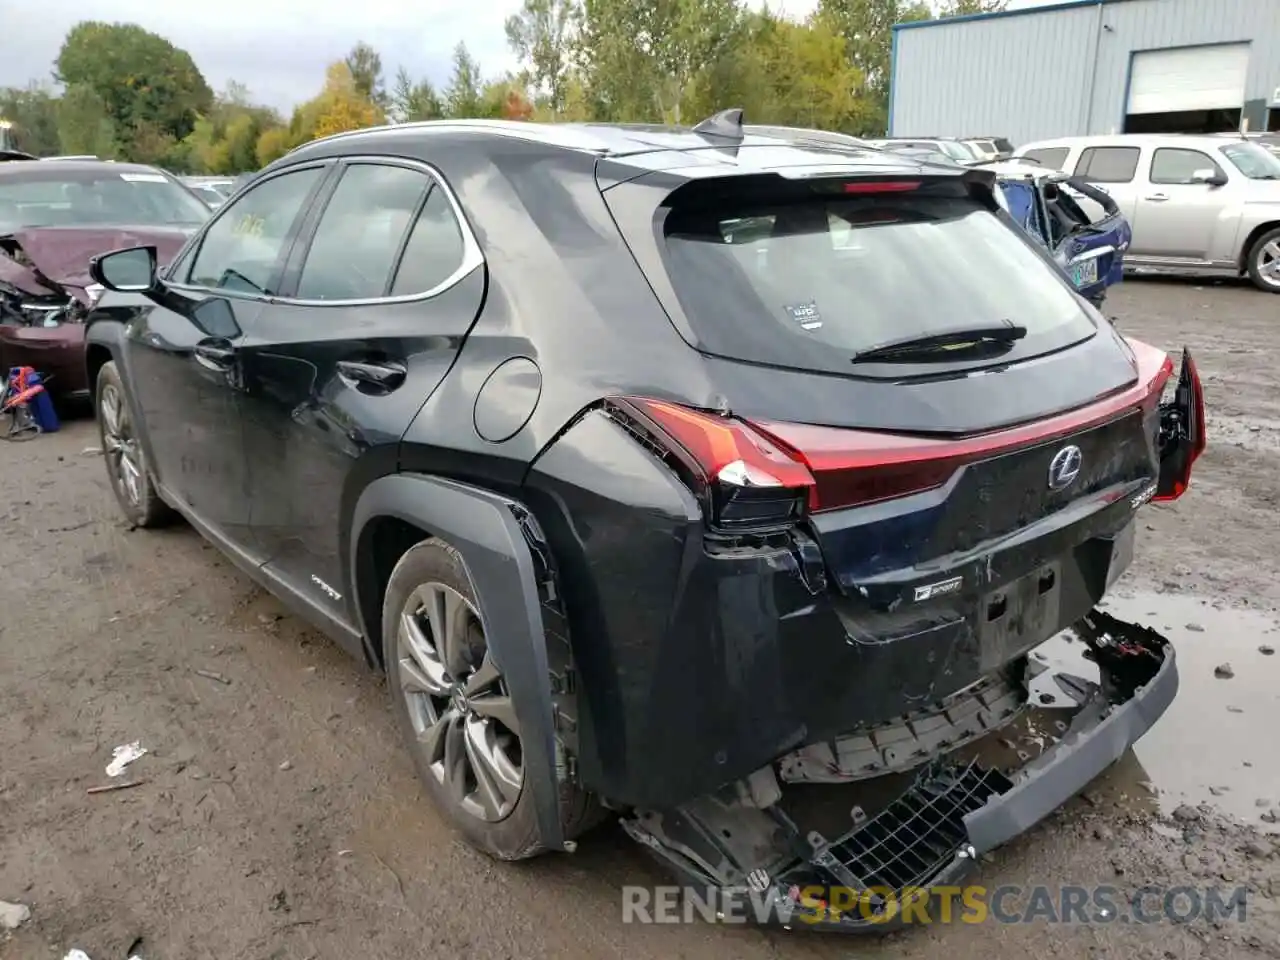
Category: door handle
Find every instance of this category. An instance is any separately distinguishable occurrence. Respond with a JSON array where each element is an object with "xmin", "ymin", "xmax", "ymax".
[
  {"xmin": 336, "ymin": 359, "xmax": 407, "ymax": 393},
  {"xmin": 1144, "ymin": 194, "xmax": 1169, "ymax": 202},
  {"xmin": 193, "ymin": 340, "xmax": 235, "ymax": 370}
]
